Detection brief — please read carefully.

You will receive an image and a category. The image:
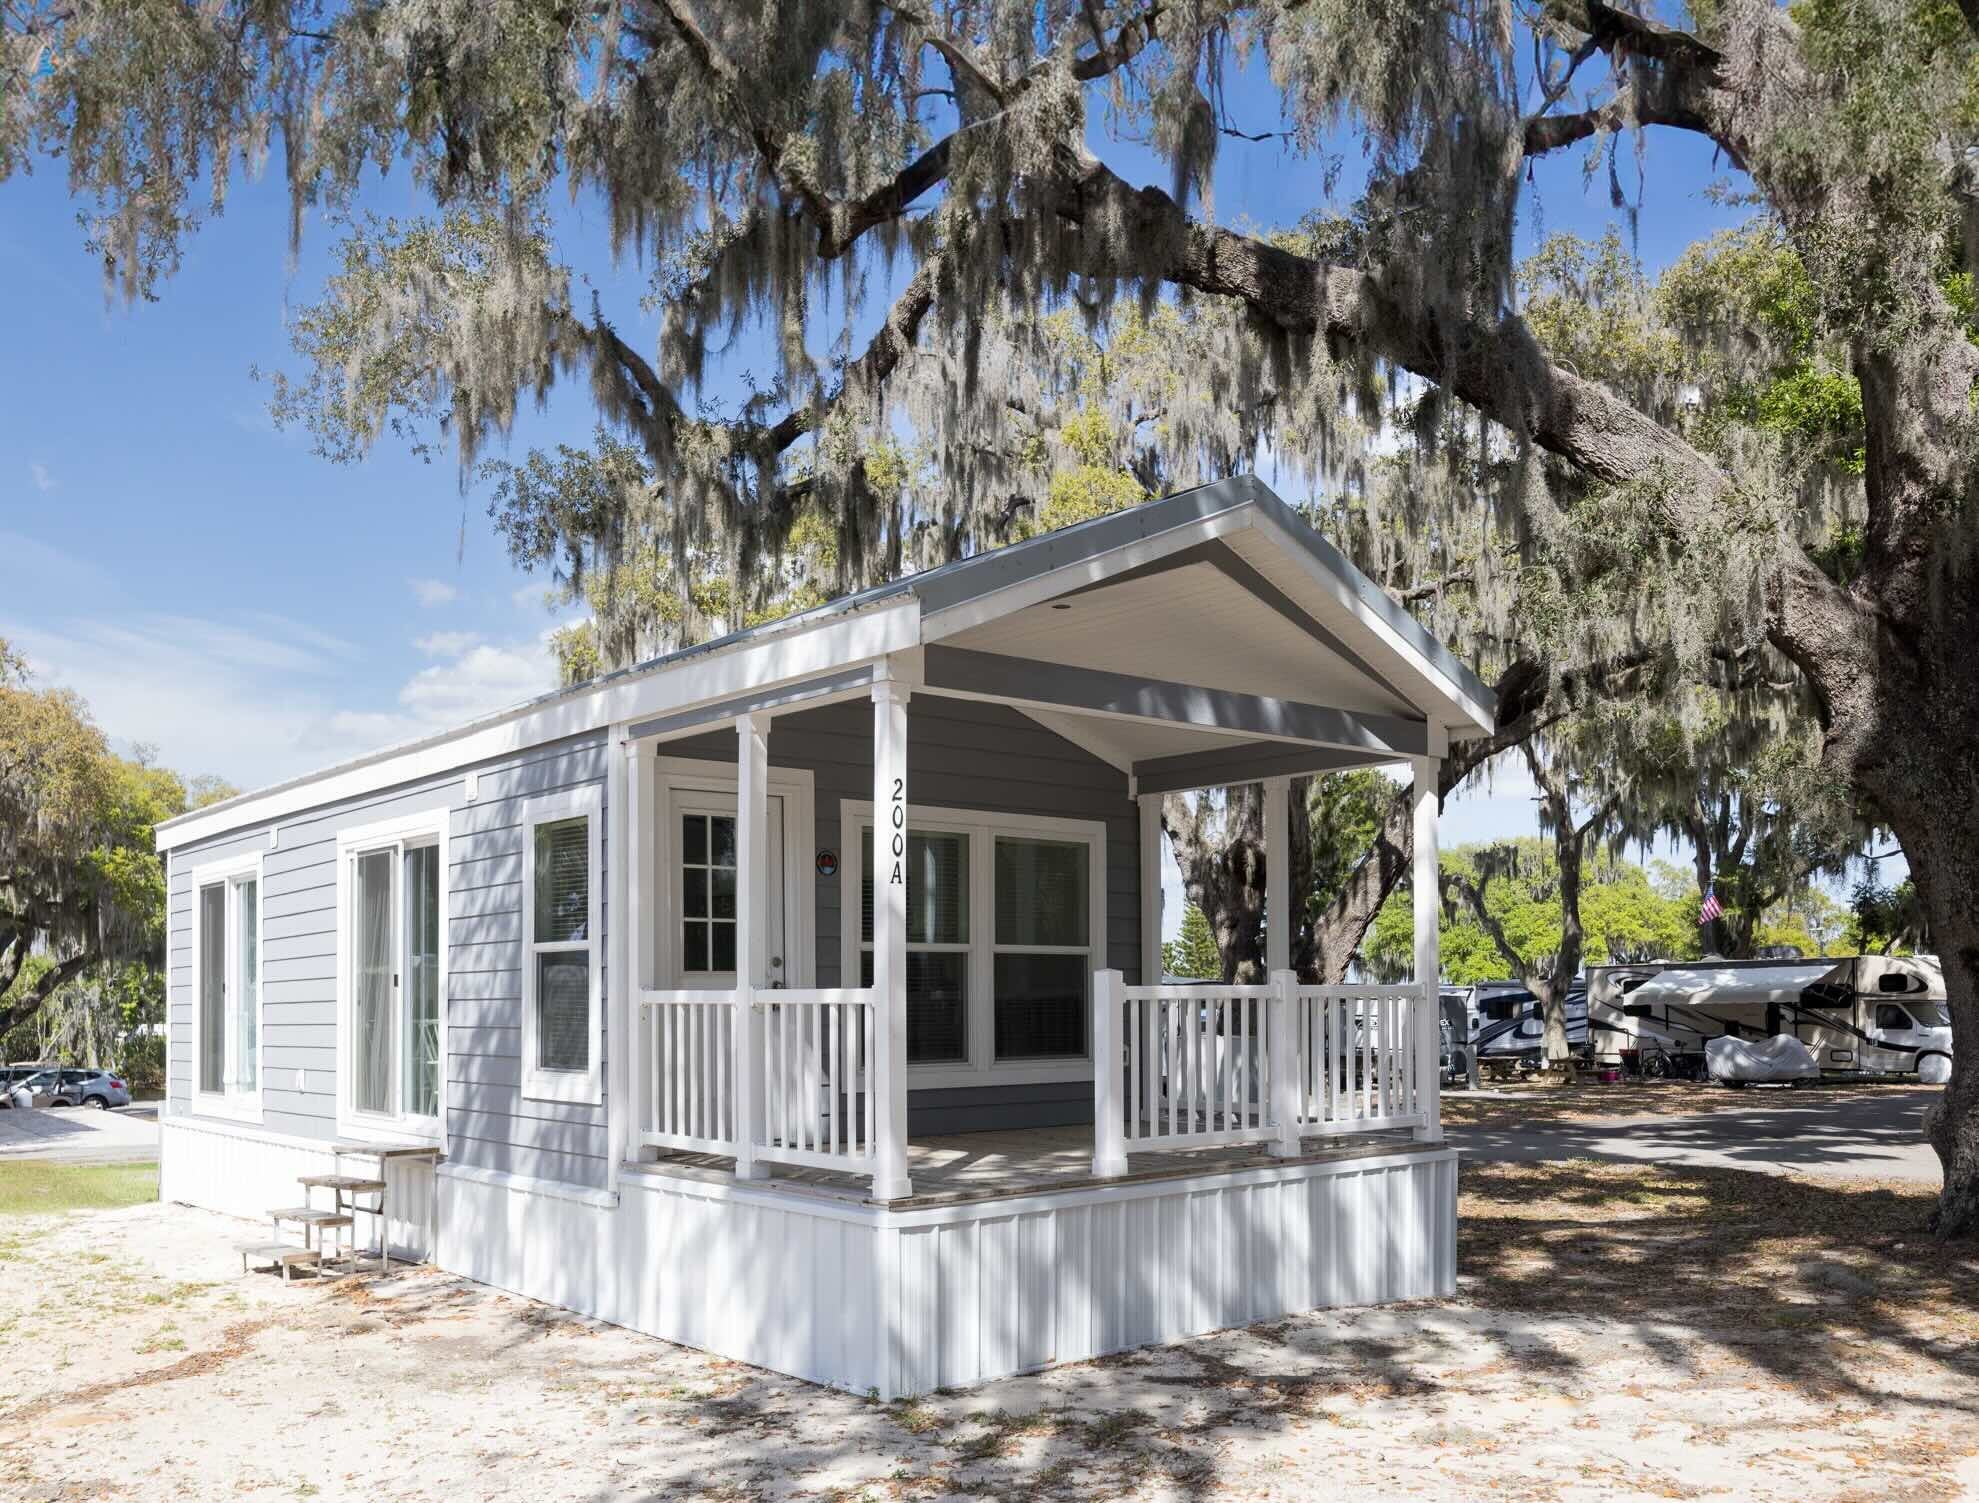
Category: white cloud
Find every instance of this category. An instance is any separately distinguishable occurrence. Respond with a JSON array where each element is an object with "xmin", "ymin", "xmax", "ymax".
[
  {"xmin": 414, "ymin": 630, "xmax": 479, "ymax": 658},
  {"xmin": 28, "ymin": 462, "xmax": 55, "ymax": 492},
  {"xmin": 409, "ymin": 576, "xmax": 460, "ymax": 607},
  {"xmin": 4, "ymin": 605, "xmax": 557, "ymax": 793},
  {"xmin": 512, "ymin": 582, "xmax": 548, "ymax": 610},
  {"xmin": 396, "ymin": 639, "xmax": 558, "ymax": 723}
]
